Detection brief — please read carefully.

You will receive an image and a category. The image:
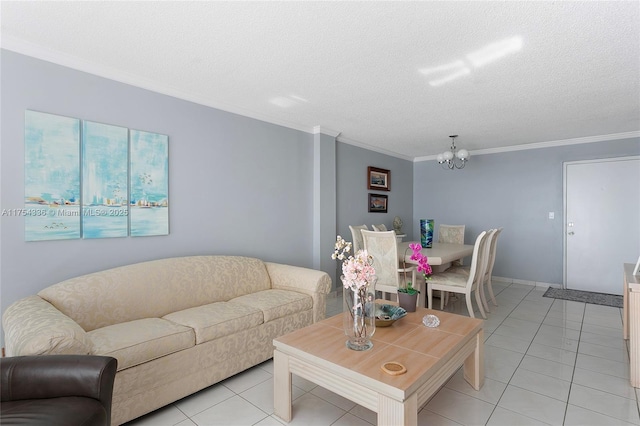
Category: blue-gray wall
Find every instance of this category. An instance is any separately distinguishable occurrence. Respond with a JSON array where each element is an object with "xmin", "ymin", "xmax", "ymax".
[
  {"xmin": 0, "ymin": 50, "xmax": 414, "ymax": 345},
  {"xmin": 335, "ymin": 142, "xmax": 415, "ymax": 280},
  {"xmin": 1, "ymin": 50, "xmax": 323, "ymax": 319},
  {"xmin": 336, "ymin": 142, "xmax": 414, "ymax": 240},
  {"xmin": 414, "ymin": 139, "xmax": 640, "ymax": 285}
]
